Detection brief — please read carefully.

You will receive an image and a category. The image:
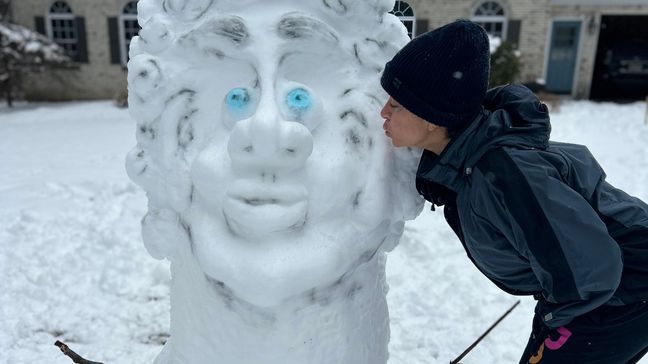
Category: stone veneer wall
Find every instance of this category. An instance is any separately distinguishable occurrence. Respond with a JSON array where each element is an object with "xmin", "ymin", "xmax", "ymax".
[{"xmin": 11, "ymin": 0, "xmax": 128, "ymax": 100}]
